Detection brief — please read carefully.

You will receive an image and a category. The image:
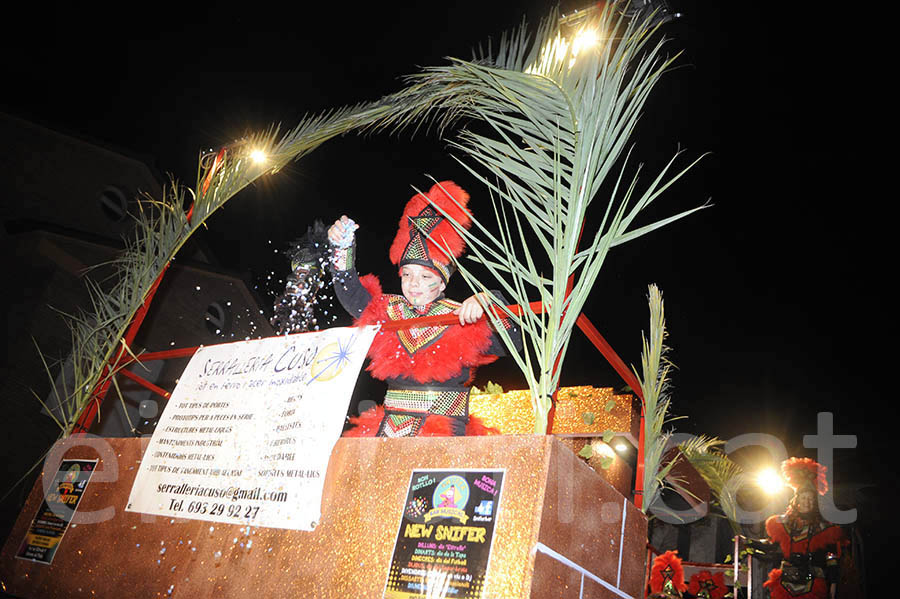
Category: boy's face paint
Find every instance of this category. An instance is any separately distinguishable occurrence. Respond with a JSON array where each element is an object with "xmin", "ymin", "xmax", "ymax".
[{"xmin": 400, "ymin": 264, "xmax": 446, "ymax": 307}]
